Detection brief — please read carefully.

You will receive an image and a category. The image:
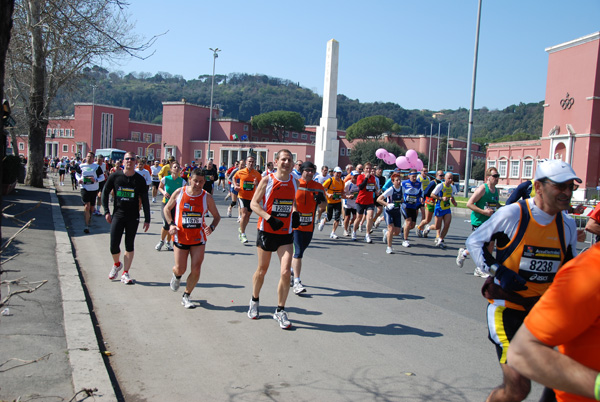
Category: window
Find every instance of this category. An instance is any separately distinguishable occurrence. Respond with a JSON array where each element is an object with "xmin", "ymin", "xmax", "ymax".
[
  {"xmin": 252, "ymin": 136, "xmax": 259, "ymax": 141},
  {"xmin": 310, "ymin": 135, "xmax": 315, "ymax": 141},
  {"xmin": 498, "ymin": 160, "xmax": 508, "ymax": 178},
  {"xmin": 156, "ymin": 149, "xmax": 161, "ymax": 159},
  {"xmin": 522, "ymin": 159, "xmax": 533, "ymax": 179},
  {"xmin": 47, "ymin": 129, "xmax": 52, "ymax": 137},
  {"xmin": 244, "ymin": 125, "xmax": 249, "ymax": 132},
  {"xmin": 284, "ymin": 132, "xmax": 289, "ymax": 138},
  {"xmin": 208, "ymin": 150, "xmax": 214, "ymax": 160},
  {"xmin": 447, "ymin": 165, "xmax": 454, "ymax": 171},
  {"xmin": 194, "ymin": 150, "xmax": 202, "ymax": 159},
  {"xmin": 346, "ymin": 149, "xmax": 351, "ymax": 156},
  {"xmin": 301, "ymin": 133, "xmax": 308, "ymax": 140},
  {"xmin": 60, "ymin": 129, "xmax": 64, "ymax": 137},
  {"xmin": 155, "ymin": 134, "xmax": 162, "ymax": 143},
  {"xmin": 137, "ymin": 147, "xmax": 143, "ymax": 157},
  {"xmin": 131, "ymin": 131, "xmax": 141, "ymax": 141},
  {"xmin": 19, "ymin": 142, "xmax": 24, "ymax": 150},
  {"xmin": 340, "ymin": 148, "xmax": 346, "ymax": 156},
  {"xmin": 487, "ymin": 160, "xmax": 496, "ymax": 169},
  {"xmin": 72, "ymin": 145, "xmax": 75, "ymax": 152},
  {"xmin": 510, "ymin": 160, "xmax": 520, "ymax": 178},
  {"xmin": 144, "ymin": 133, "xmax": 152, "ymax": 143},
  {"xmin": 62, "ymin": 144, "xmax": 68, "ymax": 152},
  {"xmin": 291, "ymin": 132, "xmax": 298, "ymax": 139},
  {"xmin": 71, "ymin": 129, "xmax": 75, "ymax": 137}
]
